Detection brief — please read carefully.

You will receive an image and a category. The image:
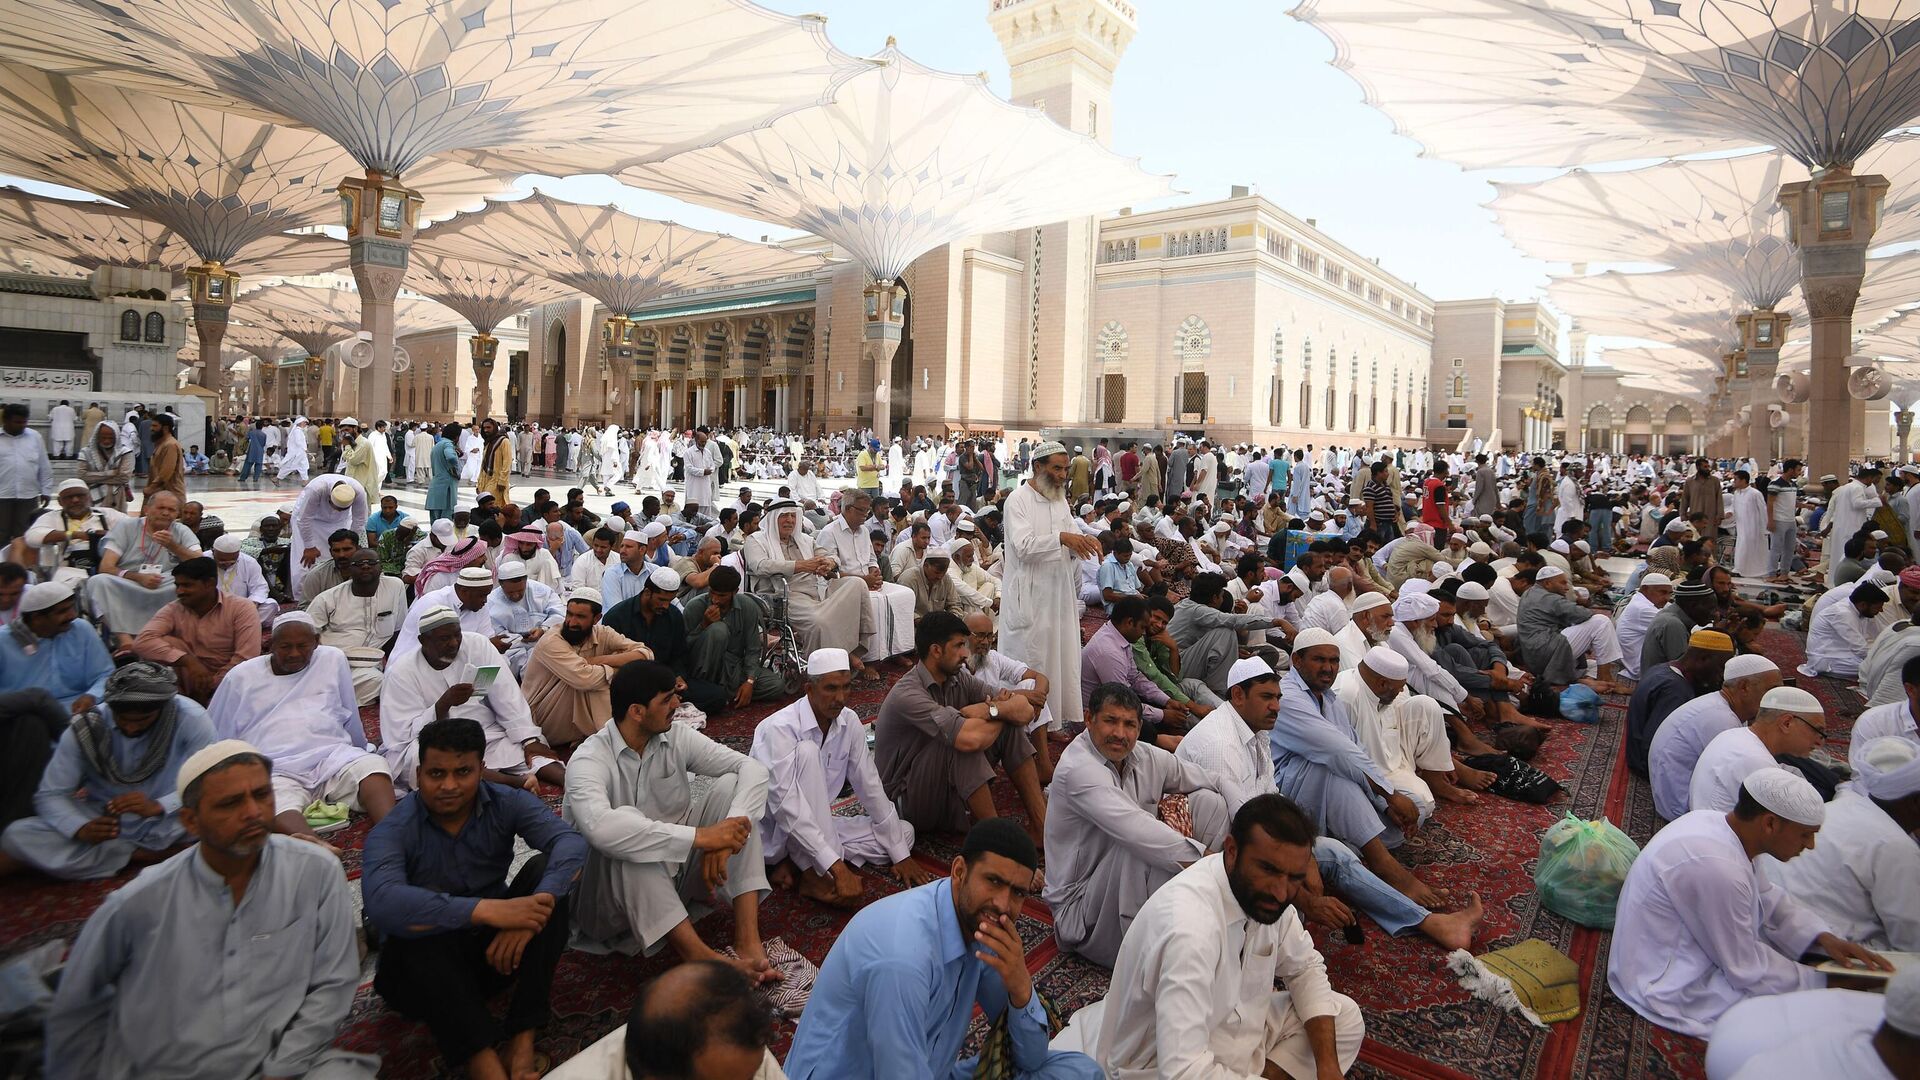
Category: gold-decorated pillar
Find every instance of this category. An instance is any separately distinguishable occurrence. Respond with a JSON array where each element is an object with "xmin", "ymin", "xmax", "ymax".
[
  {"xmin": 339, "ymin": 171, "xmax": 423, "ymax": 418},
  {"xmin": 863, "ymin": 280, "xmax": 905, "ymax": 440}
]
